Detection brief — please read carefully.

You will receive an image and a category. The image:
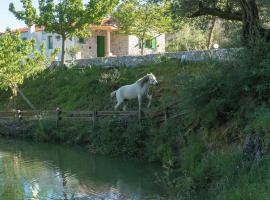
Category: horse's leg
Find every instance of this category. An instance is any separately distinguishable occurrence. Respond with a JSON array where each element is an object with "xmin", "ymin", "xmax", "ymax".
[
  {"xmin": 123, "ymin": 101, "xmax": 128, "ymax": 111},
  {"xmin": 138, "ymin": 95, "xmax": 142, "ymax": 111},
  {"xmin": 147, "ymin": 93, "xmax": 152, "ymax": 108},
  {"xmin": 114, "ymin": 101, "xmax": 122, "ymax": 110},
  {"xmin": 138, "ymin": 95, "xmax": 142, "ymax": 119}
]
